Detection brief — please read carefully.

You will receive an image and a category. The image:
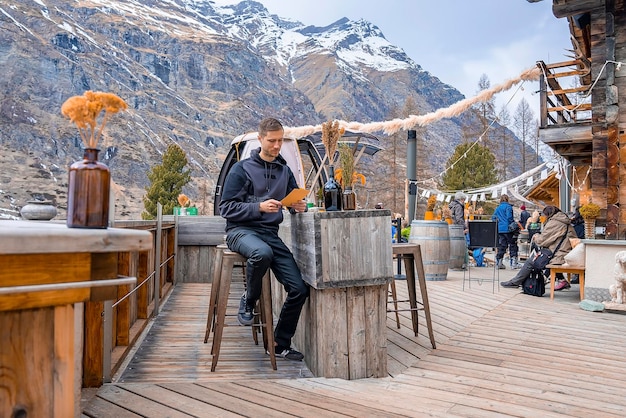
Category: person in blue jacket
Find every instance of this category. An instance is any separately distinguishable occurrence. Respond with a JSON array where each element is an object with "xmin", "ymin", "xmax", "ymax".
[
  {"xmin": 491, "ymin": 194, "xmax": 520, "ymax": 270},
  {"xmin": 219, "ymin": 117, "xmax": 309, "ymax": 361}
]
